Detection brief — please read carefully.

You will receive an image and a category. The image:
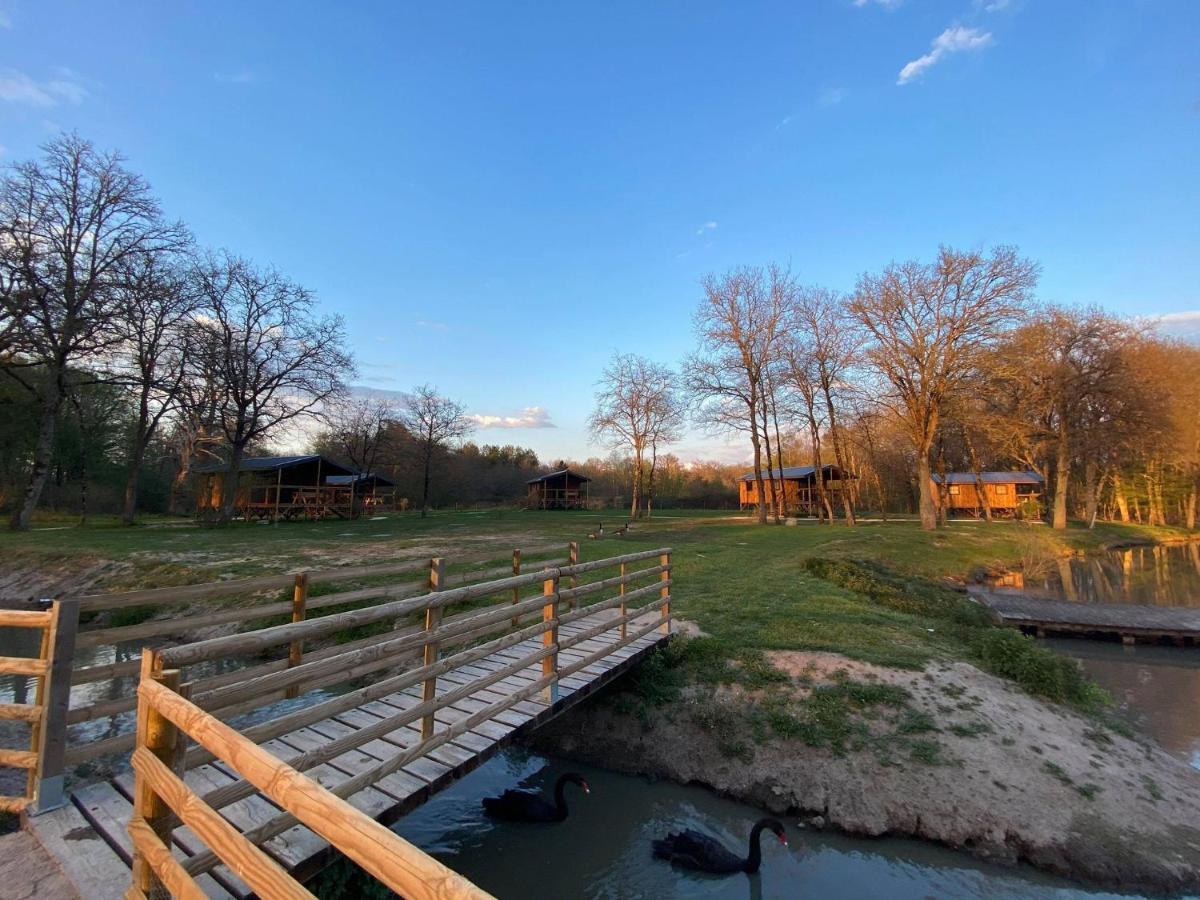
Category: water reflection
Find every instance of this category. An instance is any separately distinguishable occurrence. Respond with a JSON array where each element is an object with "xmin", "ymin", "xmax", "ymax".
[{"xmin": 1030, "ymin": 544, "xmax": 1200, "ymax": 608}]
